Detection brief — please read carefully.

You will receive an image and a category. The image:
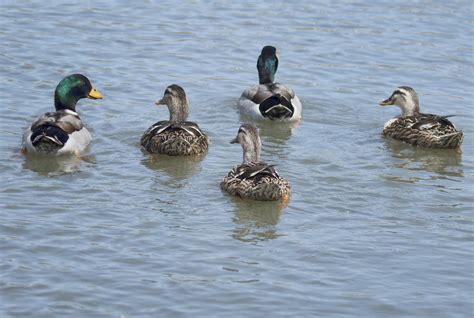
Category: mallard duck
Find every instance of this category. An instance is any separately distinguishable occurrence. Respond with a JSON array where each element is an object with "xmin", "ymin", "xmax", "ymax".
[
  {"xmin": 22, "ymin": 74, "xmax": 103, "ymax": 155},
  {"xmin": 140, "ymin": 84, "xmax": 209, "ymax": 156},
  {"xmin": 238, "ymin": 46, "xmax": 302, "ymax": 121},
  {"xmin": 379, "ymin": 86, "xmax": 463, "ymax": 150},
  {"xmin": 220, "ymin": 123, "xmax": 291, "ymax": 201}
]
